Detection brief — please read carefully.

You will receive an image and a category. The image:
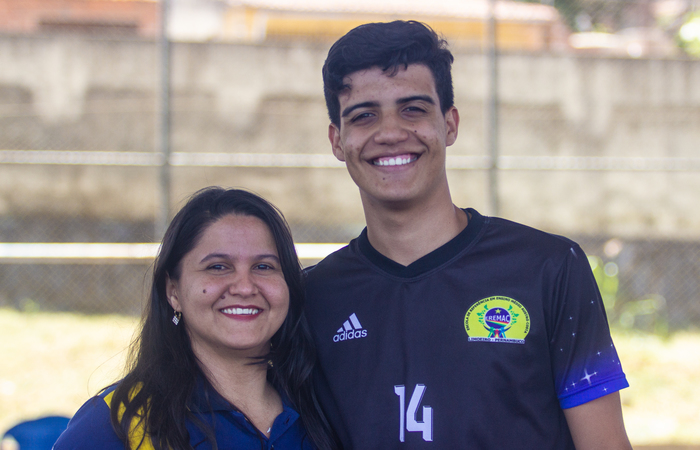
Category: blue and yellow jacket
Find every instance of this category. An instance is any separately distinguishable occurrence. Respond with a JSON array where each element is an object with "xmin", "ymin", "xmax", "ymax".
[{"xmin": 53, "ymin": 382, "xmax": 314, "ymax": 449}]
